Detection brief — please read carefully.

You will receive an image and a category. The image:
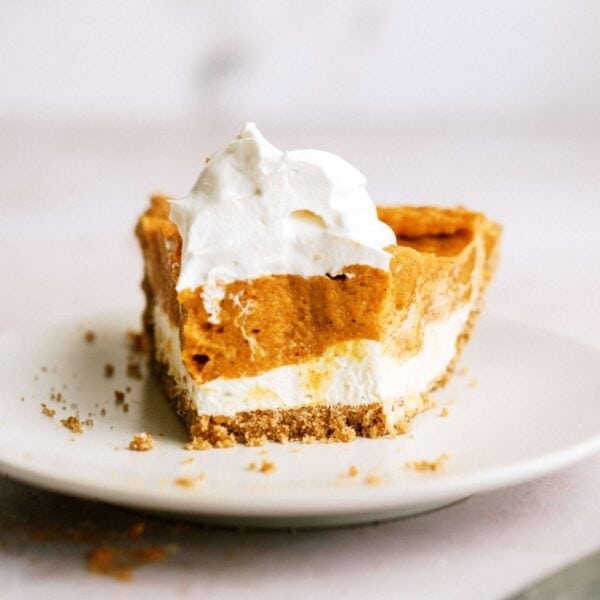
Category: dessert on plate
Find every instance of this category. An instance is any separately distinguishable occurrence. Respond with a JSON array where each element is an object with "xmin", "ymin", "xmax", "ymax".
[{"xmin": 136, "ymin": 123, "xmax": 501, "ymax": 448}]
